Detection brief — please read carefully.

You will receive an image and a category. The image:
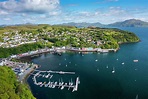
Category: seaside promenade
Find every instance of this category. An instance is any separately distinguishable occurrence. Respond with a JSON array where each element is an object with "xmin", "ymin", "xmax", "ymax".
[{"xmin": 11, "ymin": 47, "xmax": 117, "ymax": 59}]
